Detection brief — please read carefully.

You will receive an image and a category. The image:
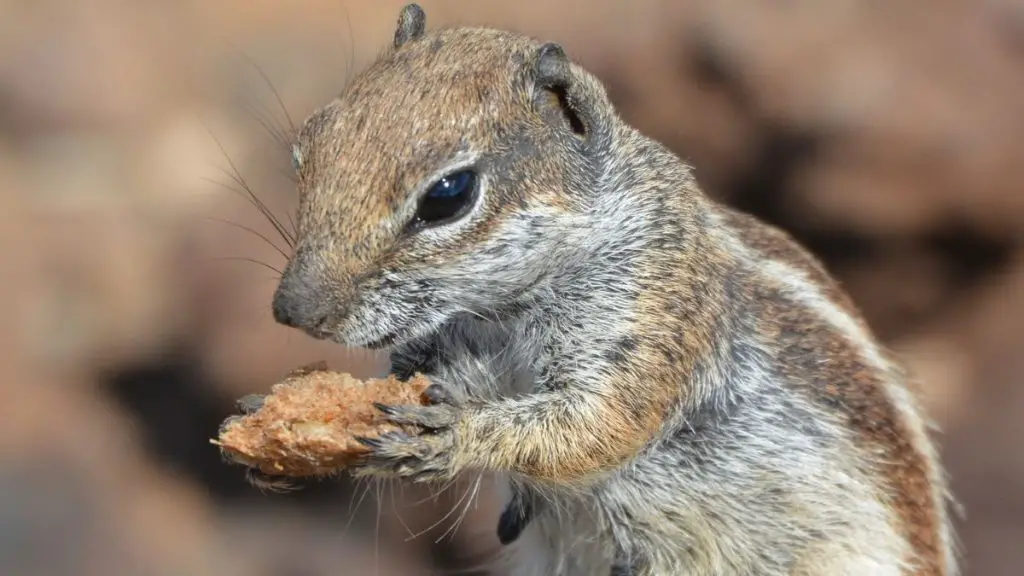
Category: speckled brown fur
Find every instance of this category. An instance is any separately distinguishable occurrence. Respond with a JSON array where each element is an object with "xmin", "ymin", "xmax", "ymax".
[
  {"xmin": 748, "ymin": 261, "xmax": 945, "ymax": 575},
  {"xmin": 718, "ymin": 208, "xmax": 863, "ymax": 321},
  {"xmin": 269, "ymin": 4, "xmax": 958, "ymax": 575},
  {"xmin": 719, "ymin": 208, "xmax": 946, "ymax": 572}
]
